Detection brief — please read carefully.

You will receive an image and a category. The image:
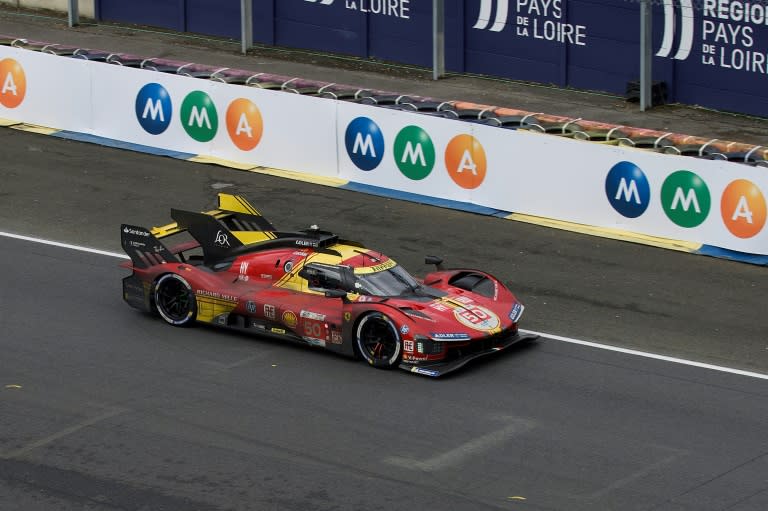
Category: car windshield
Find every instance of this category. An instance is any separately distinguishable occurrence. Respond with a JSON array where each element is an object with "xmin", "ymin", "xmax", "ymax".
[{"xmin": 354, "ymin": 265, "xmax": 420, "ymax": 297}]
